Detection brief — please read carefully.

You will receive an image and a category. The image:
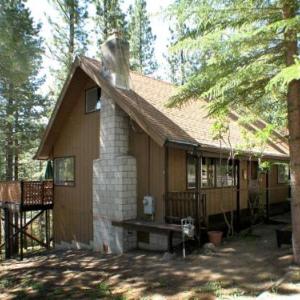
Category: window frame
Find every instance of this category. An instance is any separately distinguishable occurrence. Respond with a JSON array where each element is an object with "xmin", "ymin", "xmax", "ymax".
[
  {"xmin": 85, "ymin": 86, "xmax": 101, "ymax": 114},
  {"xmin": 215, "ymin": 158, "xmax": 237, "ymax": 188},
  {"xmin": 186, "ymin": 153, "xmax": 198, "ymax": 190},
  {"xmin": 201, "ymin": 157, "xmax": 216, "ymax": 188},
  {"xmin": 277, "ymin": 163, "xmax": 289, "ymax": 184},
  {"xmin": 53, "ymin": 156, "xmax": 75, "ymax": 187}
]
